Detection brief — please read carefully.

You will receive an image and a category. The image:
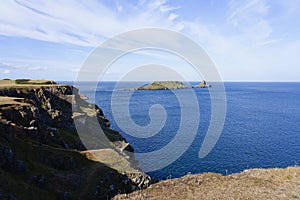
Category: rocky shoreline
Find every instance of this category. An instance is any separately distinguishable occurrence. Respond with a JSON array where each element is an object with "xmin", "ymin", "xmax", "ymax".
[
  {"xmin": 0, "ymin": 80, "xmax": 152, "ymax": 199},
  {"xmin": 1, "ymin": 80, "xmax": 299, "ymax": 200}
]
